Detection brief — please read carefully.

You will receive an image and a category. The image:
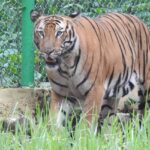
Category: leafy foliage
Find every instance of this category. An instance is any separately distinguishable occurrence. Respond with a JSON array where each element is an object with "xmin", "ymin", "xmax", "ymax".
[
  {"xmin": 0, "ymin": 0, "xmax": 21, "ymax": 87},
  {"xmin": 35, "ymin": 0, "xmax": 150, "ymax": 26}
]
